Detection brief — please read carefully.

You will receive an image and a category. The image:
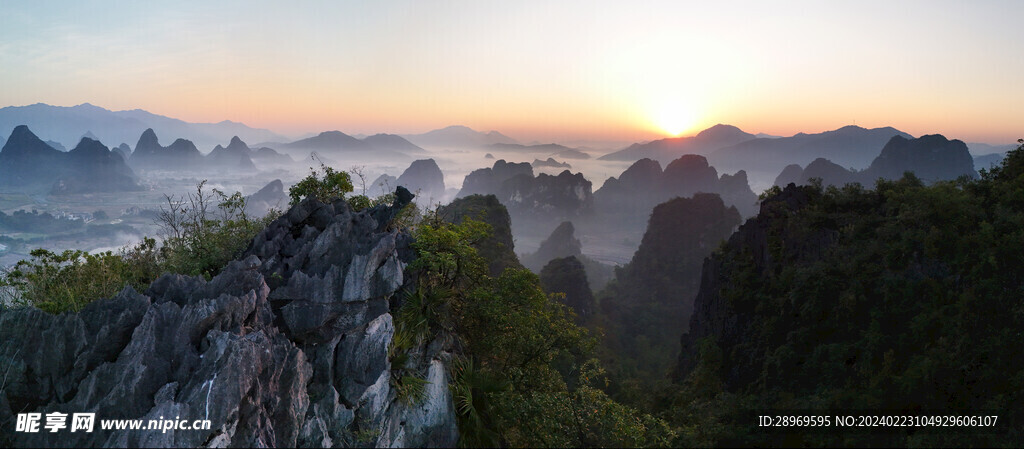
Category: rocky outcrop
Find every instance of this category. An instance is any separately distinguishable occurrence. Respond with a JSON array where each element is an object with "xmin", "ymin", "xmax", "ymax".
[{"xmin": 0, "ymin": 187, "xmax": 458, "ymax": 448}]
